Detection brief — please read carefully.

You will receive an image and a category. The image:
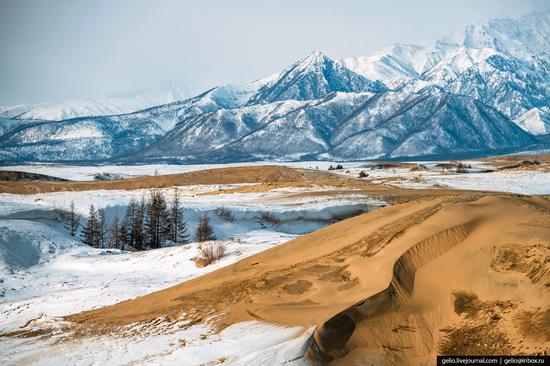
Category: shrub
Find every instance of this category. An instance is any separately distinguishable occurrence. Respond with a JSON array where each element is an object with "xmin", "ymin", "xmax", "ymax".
[
  {"xmin": 197, "ymin": 241, "xmax": 227, "ymax": 266},
  {"xmin": 214, "ymin": 206, "xmax": 235, "ymax": 222},
  {"xmin": 195, "ymin": 213, "xmax": 216, "ymax": 242},
  {"xmin": 456, "ymin": 162, "xmax": 471, "ymax": 173},
  {"xmin": 256, "ymin": 212, "xmax": 282, "ymax": 227},
  {"xmin": 452, "ymin": 291, "xmax": 480, "ymax": 316}
]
